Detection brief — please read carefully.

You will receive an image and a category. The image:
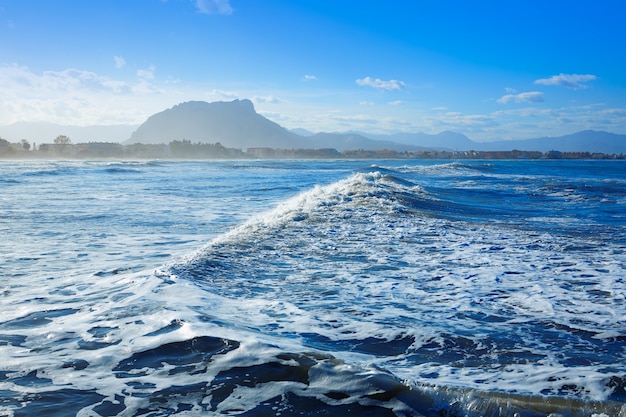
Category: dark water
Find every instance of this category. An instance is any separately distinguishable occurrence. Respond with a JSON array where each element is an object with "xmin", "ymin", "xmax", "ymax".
[{"xmin": 1, "ymin": 159, "xmax": 625, "ymax": 416}]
